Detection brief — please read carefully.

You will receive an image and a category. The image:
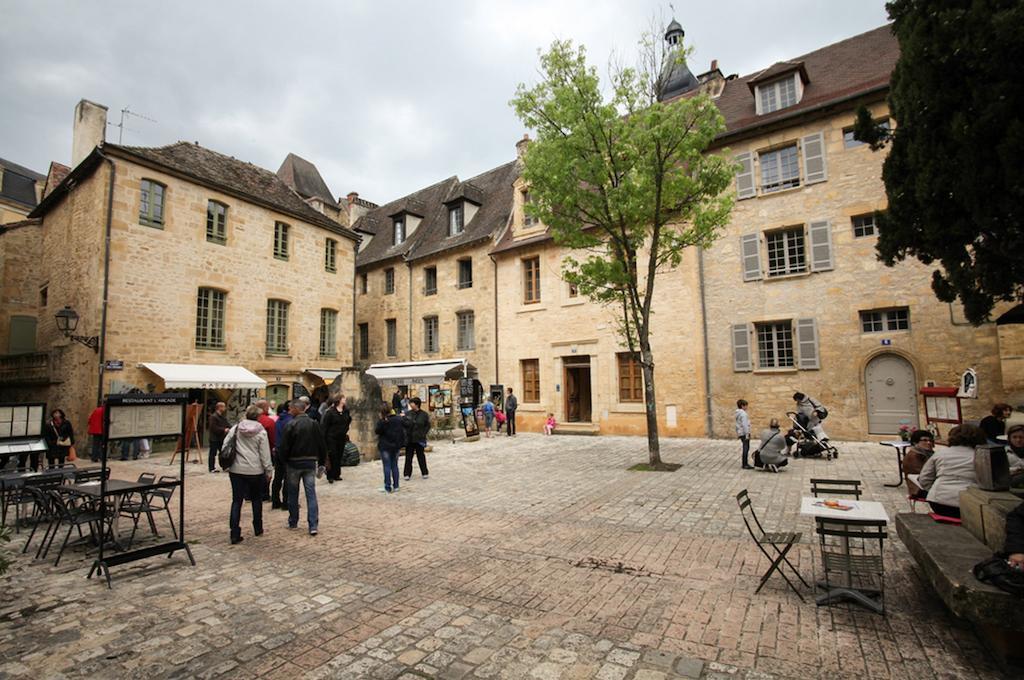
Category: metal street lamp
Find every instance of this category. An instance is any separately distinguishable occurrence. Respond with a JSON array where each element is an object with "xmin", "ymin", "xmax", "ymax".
[{"xmin": 54, "ymin": 305, "xmax": 99, "ymax": 352}]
